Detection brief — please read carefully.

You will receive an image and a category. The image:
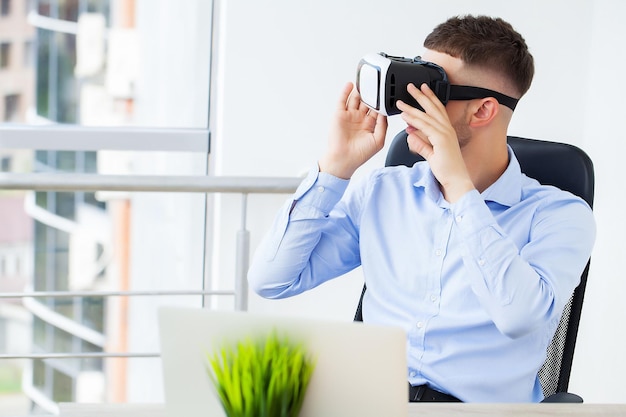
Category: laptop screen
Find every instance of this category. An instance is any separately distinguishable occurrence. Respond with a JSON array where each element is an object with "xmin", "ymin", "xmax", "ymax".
[{"xmin": 158, "ymin": 307, "xmax": 408, "ymax": 417}]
